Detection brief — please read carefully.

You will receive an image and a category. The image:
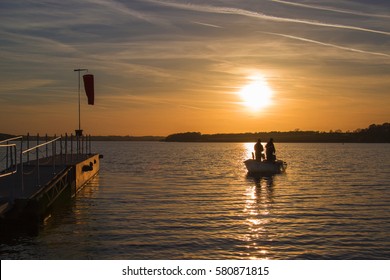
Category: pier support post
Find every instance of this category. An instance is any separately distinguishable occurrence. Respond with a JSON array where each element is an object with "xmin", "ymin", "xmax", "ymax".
[
  {"xmin": 36, "ymin": 133, "xmax": 40, "ymax": 187},
  {"xmin": 27, "ymin": 133, "xmax": 30, "ymax": 163},
  {"xmin": 70, "ymin": 134, "xmax": 73, "ymax": 163},
  {"xmin": 45, "ymin": 134, "xmax": 48, "ymax": 157},
  {"xmin": 20, "ymin": 144, "xmax": 24, "ymax": 195},
  {"xmin": 65, "ymin": 133, "xmax": 68, "ymax": 165},
  {"xmin": 52, "ymin": 134, "xmax": 56, "ymax": 175}
]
